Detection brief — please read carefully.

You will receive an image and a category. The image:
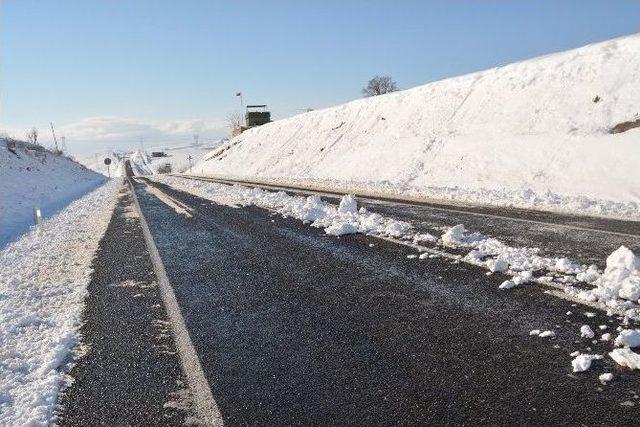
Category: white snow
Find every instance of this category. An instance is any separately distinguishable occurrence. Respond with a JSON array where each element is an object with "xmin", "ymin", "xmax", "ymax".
[
  {"xmin": 599, "ymin": 373, "xmax": 614, "ymax": 383},
  {"xmin": 1, "ymin": 139, "xmax": 106, "ymax": 245},
  {"xmin": 580, "ymin": 325, "xmax": 596, "ymax": 339},
  {"xmin": 609, "ymin": 348, "xmax": 640, "ymax": 370},
  {"xmin": 576, "ymin": 246, "xmax": 640, "ymax": 308},
  {"xmin": 614, "ymin": 329, "xmax": 640, "ymax": 348},
  {"xmin": 194, "ymin": 34, "xmax": 640, "ymax": 220},
  {"xmin": 0, "ymin": 181, "xmax": 117, "ymax": 426},
  {"xmin": 539, "ymin": 330, "xmax": 556, "ymax": 338},
  {"xmin": 601, "ymin": 333, "xmax": 612, "ymax": 341},
  {"xmin": 571, "ymin": 354, "xmax": 603, "ymax": 373}
]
